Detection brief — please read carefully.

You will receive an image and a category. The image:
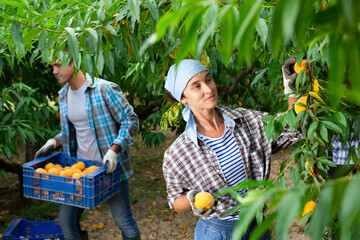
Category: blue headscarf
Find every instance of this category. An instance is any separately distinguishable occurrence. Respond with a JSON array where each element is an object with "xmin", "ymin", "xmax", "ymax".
[{"xmin": 164, "ymin": 59, "xmax": 208, "ymax": 145}]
